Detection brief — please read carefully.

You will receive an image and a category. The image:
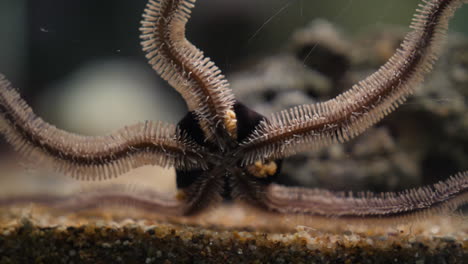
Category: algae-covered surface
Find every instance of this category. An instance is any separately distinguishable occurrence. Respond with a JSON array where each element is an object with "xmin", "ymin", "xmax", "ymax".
[{"xmin": 0, "ymin": 205, "xmax": 467, "ymax": 263}]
